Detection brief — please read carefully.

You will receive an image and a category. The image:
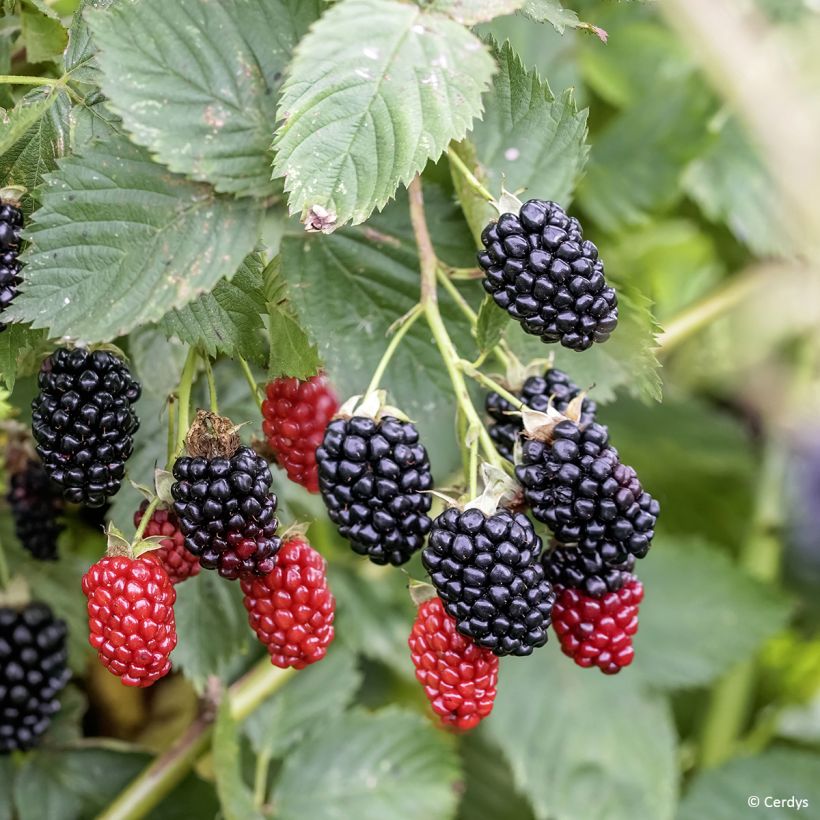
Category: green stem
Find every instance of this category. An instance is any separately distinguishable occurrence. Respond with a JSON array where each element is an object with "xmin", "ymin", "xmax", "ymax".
[
  {"xmin": 176, "ymin": 348, "xmax": 199, "ymax": 455},
  {"xmin": 467, "ymin": 425, "xmax": 479, "ymax": 499},
  {"xmin": 447, "ymin": 146, "xmax": 494, "ymax": 203},
  {"xmin": 0, "ymin": 74, "xmax": 62, "ymax": 87},
  {"xmin": 166, "ymin": 397, "xmax": 177, "ymax": 469},
  {"xmin": 98, "ymin": 661, "xmax": 296, "ymax": 820},
  {"xmin": 460, "ymin": 361, "xmax": 523, "ymax": 409},
  {"xmin": 202, "ymin": 355, "xmax": 218, "ymax": 415},
  {"xmin": 237, "ymin": 355, "xmax": 263, "ymax": 411},
  {"xmin": 132, "ymin": 497, "xmax": 161, "ymax": 549},
  {"xmin": 252, "ymin": 747, "xmax": 272, "ymax": 809},
  {"xmin": 364, "ymin": 304, "xmax": 423, "ymax": 395}
]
